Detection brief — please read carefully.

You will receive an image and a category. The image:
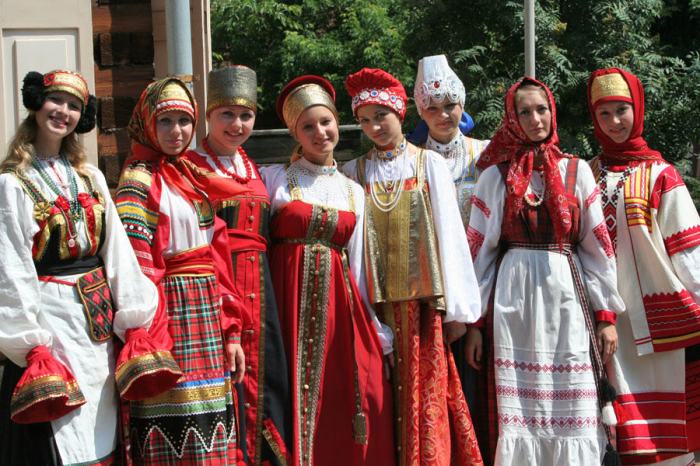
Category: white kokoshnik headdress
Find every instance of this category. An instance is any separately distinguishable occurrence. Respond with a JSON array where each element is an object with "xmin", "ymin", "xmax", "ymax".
[{"xmin": 413, "ymin": 54, "xmax": 465, "ymax": 115}]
